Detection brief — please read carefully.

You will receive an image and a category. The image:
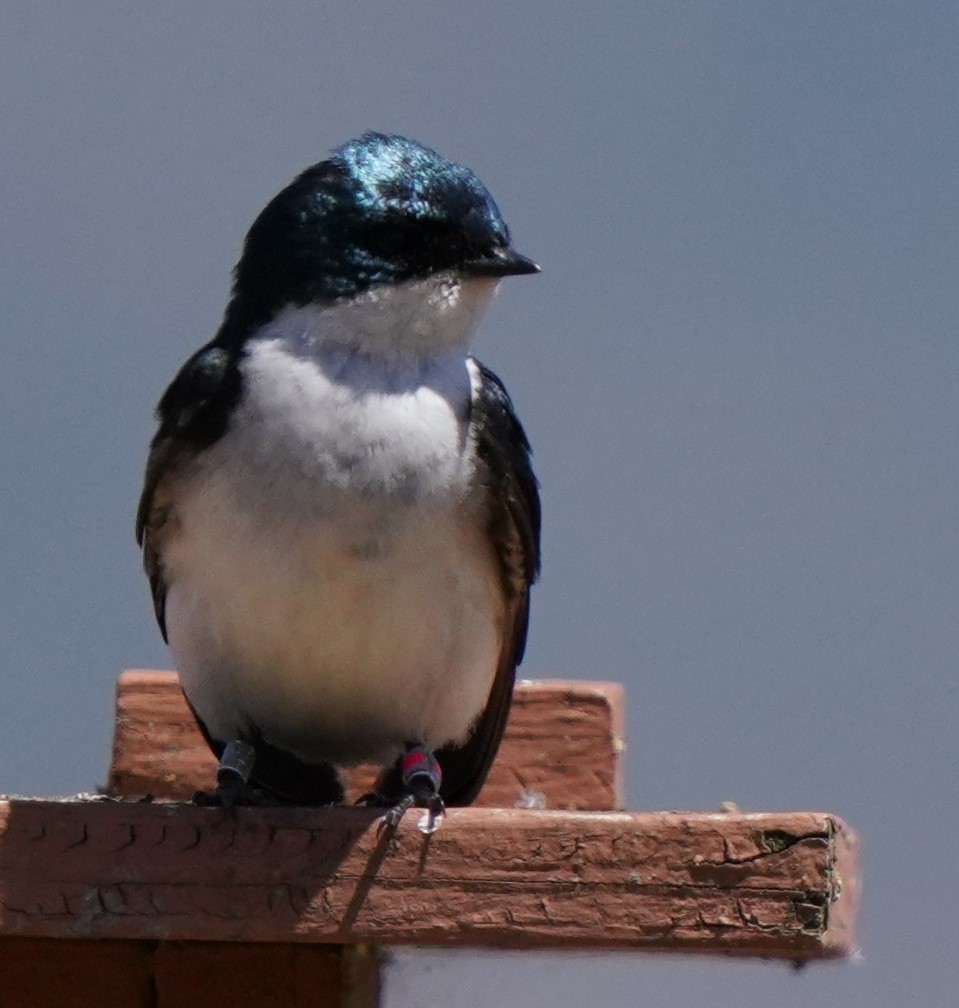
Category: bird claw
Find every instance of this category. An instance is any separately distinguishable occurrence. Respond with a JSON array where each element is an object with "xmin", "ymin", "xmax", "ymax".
[
  {"xmin": 416, "ymin": 794, "xmax": 446, "ymax": 834},
  {"xmin": 192, "ymin": 779, "xmax": 273, "ymax": 807},
  {"xmin": 366, "ymin": 744, "xmax": 446, "ymax": 834},
  {"xmin": 378, "ymin": 791, "xmax": 446, "ymax": 834},
  {"xmin": 381, "ymin": 793, "xmax": 416, "ymax": 829}
]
